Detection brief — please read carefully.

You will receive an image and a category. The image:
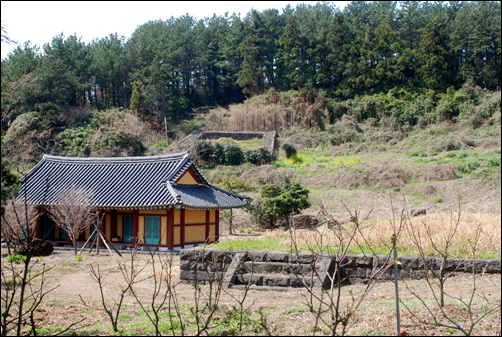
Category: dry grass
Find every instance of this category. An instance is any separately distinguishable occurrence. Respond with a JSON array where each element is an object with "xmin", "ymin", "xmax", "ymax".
[
  {"xmin": 263, "ymin": 213, "xmax": 501, "ymax": 258},
  {"xmin": 206, "ymin": 91, "xmax": 325, "ymax": 132},
  {"xmin": 420, "ymin": 164, "xmax": 457, "ymax": 182}
]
